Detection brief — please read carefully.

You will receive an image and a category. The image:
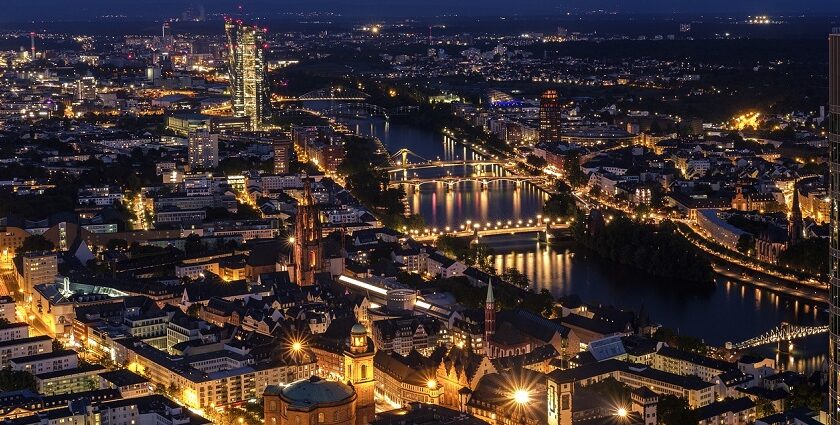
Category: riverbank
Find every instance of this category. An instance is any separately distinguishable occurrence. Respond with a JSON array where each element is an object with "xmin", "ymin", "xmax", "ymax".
[{"xmin": 321, "ymin": 109, "xmax": 827, "ymax": 368}]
